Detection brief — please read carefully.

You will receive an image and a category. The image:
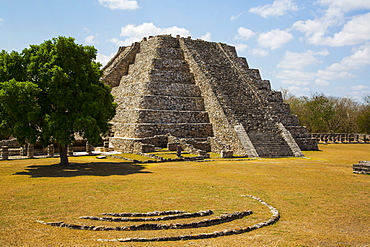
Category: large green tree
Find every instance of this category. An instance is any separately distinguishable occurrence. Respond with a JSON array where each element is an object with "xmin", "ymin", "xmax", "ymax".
[{"xmin": 0, "ymin": 37, "xmax": 116, "ymax": 165}]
